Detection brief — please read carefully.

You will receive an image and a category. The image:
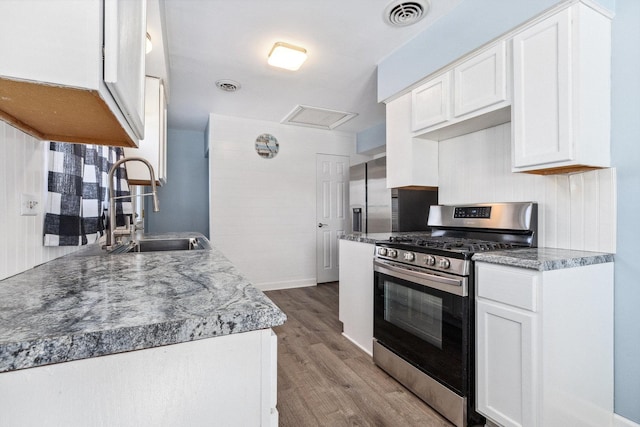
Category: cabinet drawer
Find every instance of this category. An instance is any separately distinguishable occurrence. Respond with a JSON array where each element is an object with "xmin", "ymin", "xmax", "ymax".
[{"xmin": 476, "ymin": 263, "xmax": 539, "ymax": 311}]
